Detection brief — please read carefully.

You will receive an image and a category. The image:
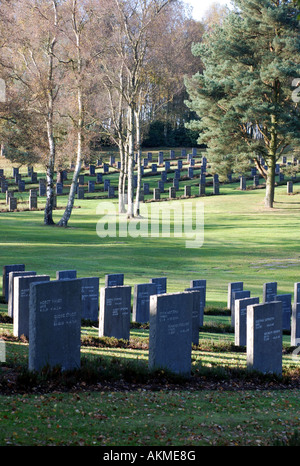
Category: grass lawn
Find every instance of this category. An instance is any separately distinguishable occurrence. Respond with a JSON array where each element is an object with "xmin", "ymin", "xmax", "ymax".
[{"xmin": 0, "ymin": 152, "xmax": 300, "ymax": 447}]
